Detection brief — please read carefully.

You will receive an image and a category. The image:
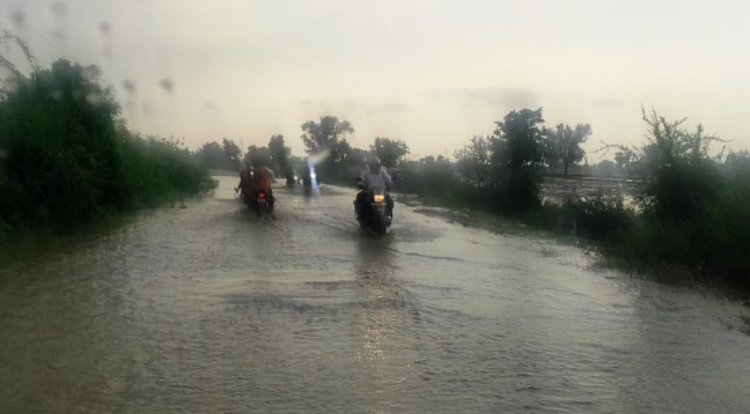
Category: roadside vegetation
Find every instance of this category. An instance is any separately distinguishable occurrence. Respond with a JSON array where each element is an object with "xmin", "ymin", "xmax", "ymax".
[
  {"xmin": 0, "ymin": 36, "xmax": 216, "ymax": 240},
  {"xmin": 238, "ymin": 108, "xmax": 746, "ymax": 289},
  {"xmin": 2, "ymin": 31, "xmax": 747, "ymax": 287}
]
